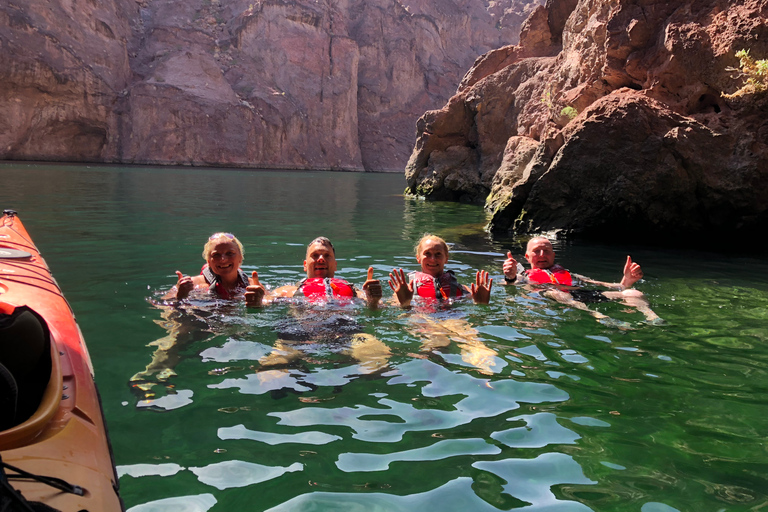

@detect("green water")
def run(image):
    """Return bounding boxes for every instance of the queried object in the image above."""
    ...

[2,162,768,511]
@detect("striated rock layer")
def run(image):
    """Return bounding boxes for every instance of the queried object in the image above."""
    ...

[405,0,768,244]
[0,0,541,171]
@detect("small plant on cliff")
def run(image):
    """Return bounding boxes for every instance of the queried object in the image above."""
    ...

[724,49,768,98]
[560,106,578,120]
[542,86,578,125]
[541,87,557,115]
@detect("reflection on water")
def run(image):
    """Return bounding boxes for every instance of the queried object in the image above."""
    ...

[123,288,580,511]
[3,163,768,512]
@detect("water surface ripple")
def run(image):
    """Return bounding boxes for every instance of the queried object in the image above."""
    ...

[2,163,767,511]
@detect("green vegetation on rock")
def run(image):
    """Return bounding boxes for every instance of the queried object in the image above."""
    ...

[560,106,578,120]
[724,49,768,98]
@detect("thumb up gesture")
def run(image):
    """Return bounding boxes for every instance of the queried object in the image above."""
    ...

[245,271,266,307]
[362,266,382,307]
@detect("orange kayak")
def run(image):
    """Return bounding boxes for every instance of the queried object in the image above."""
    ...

[0,210,123,511]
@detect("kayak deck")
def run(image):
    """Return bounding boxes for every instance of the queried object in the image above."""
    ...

[1,210,123,511]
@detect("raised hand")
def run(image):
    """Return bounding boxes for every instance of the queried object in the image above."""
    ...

[388,268,414,307]
[245,270,266,307]
[502,251,520,282]
[175,270,194,300]
[620,256,644,288]
[470,270,493,304]
[362,266,383,306]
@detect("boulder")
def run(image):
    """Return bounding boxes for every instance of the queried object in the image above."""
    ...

[404,0,768,244]
[491,90,768,243]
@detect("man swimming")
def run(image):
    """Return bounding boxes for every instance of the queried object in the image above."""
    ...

[247,236,390,372]
[502,237,661,326]
[245,236,382,308]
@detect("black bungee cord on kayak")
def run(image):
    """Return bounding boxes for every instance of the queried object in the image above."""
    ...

[0,454,83,512]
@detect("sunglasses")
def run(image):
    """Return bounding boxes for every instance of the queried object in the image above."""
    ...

[209,232,235,241]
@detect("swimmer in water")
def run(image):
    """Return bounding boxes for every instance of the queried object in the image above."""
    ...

[246,236,381,309]
[166,232,266,305]
[387,234,493,308]
[252,237,391,372]
[387,234,500,375]
[134,232,266,398]
[502,236,661,327]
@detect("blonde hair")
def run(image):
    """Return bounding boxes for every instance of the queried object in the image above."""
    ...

[202,232,244,260]
[415,233,449,257]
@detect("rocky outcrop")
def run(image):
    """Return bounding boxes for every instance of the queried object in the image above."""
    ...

[405,0,768,244]
[1,0,542,171]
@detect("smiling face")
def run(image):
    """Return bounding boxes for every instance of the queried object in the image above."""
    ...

[206,241,243,278]
[304,240,337,278]
[525,237,556,270]
[416,236,449,277]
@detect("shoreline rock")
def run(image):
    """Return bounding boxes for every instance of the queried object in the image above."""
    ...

[404,0,768,244]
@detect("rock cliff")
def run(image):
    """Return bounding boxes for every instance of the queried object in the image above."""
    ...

[0,0,540,171]
[405,0,768,244]
[0,0,137,162]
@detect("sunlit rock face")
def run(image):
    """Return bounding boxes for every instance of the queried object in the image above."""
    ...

[0,0,137,162]
[0,0,541,171]
[405,0,768,244]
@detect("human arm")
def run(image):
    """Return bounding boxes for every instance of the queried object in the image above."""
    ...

[360,266,383,309]
[388,268,414,308]
[620,255,643,288]
[245,271,266,307]
[163,271,204,300]
[576,256,644,290]
[470,270,493,304]
[270,284,299,298]
[502,251,522,284]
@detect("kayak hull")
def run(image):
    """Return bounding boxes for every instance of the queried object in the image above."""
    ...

[0,210,123,511]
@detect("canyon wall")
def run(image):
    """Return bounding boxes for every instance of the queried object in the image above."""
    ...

[0,0,540,171]
[0,0,137,162]
[405,0,768,244]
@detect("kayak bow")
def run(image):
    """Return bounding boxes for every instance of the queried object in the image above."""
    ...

[0,210,123,511]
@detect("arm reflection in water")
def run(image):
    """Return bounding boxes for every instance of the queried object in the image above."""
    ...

[406,311,499,376]
[129,304,214,398]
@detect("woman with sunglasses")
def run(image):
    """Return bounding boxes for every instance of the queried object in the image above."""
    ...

[167,232,265,304]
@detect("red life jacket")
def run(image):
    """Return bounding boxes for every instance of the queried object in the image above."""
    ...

[524,265,573,286]
[295,277,356,302]
[410,271,464,300]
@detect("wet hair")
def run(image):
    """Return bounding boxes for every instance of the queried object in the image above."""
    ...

[414,233,449,257]
[202,232,244,260]
[306,236,335,257]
